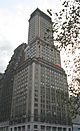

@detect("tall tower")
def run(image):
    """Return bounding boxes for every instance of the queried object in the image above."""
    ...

[0,8,72,131]
[28,8,52,45]
[10,8,72,131]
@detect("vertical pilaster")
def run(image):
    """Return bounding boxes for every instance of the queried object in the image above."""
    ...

[30,123,34,131]
[31,63,35,122]
[56,127,58,131]
[38,64,41,121]
[13,127,14,131]
[25,125,27,131]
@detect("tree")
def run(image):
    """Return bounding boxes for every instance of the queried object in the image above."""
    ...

[46,0,80,118]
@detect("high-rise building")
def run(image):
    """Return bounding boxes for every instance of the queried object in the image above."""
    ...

[0,8,72,131]
[0,43,27,130]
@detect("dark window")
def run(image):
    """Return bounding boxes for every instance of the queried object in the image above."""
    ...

[41,125,45,129]
[58,127,62,131]
[27,125,30,129]
[18,127,21,131]
[34,103,38,107]
[68,128,71,131]
[10,128,12,131]
[46,126,51,130]
[52,127,56,131]
[22,126,25,131]
[34,125,38,128]
[14,127,17,131]
[63,128,66,131]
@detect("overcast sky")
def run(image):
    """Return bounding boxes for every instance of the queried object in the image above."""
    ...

[0,0,62,73]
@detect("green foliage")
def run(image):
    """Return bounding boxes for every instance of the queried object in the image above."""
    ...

[47,0,80,49]
[69,94,80,118]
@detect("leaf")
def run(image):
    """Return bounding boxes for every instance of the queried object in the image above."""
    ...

[47,9,52,16]
[62,9,65,12]
[63,22,67,25]
[58,17,62,19]
[62,1,66,5]
[55,13,58,16]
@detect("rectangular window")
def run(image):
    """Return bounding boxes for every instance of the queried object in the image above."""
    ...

[22,126,25,131]
[18,127,21,131]
[14,127,17,131]
[34,125,38,128]
[52,127,56,131]
[41,125,45,129]
[10,128,12,131]
[34,103,38,107]
[58,127,62,131]
[46,126,51,130]
[63,128,66,131]
[68,128,71,131]
[27,125,30,129]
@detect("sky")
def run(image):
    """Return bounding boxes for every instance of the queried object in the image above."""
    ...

[0,0,62,73]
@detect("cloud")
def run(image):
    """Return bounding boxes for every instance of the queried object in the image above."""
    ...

[0,49,11,73]
[0,6,29,72]
[0,36,13,73]
[0,1,36,73]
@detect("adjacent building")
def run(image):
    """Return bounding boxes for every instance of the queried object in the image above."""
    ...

[72,115,80,131]
[0,43,27,131]
[0,8,72,131]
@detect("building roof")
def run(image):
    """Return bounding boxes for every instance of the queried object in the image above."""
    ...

[29,8,52,22]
